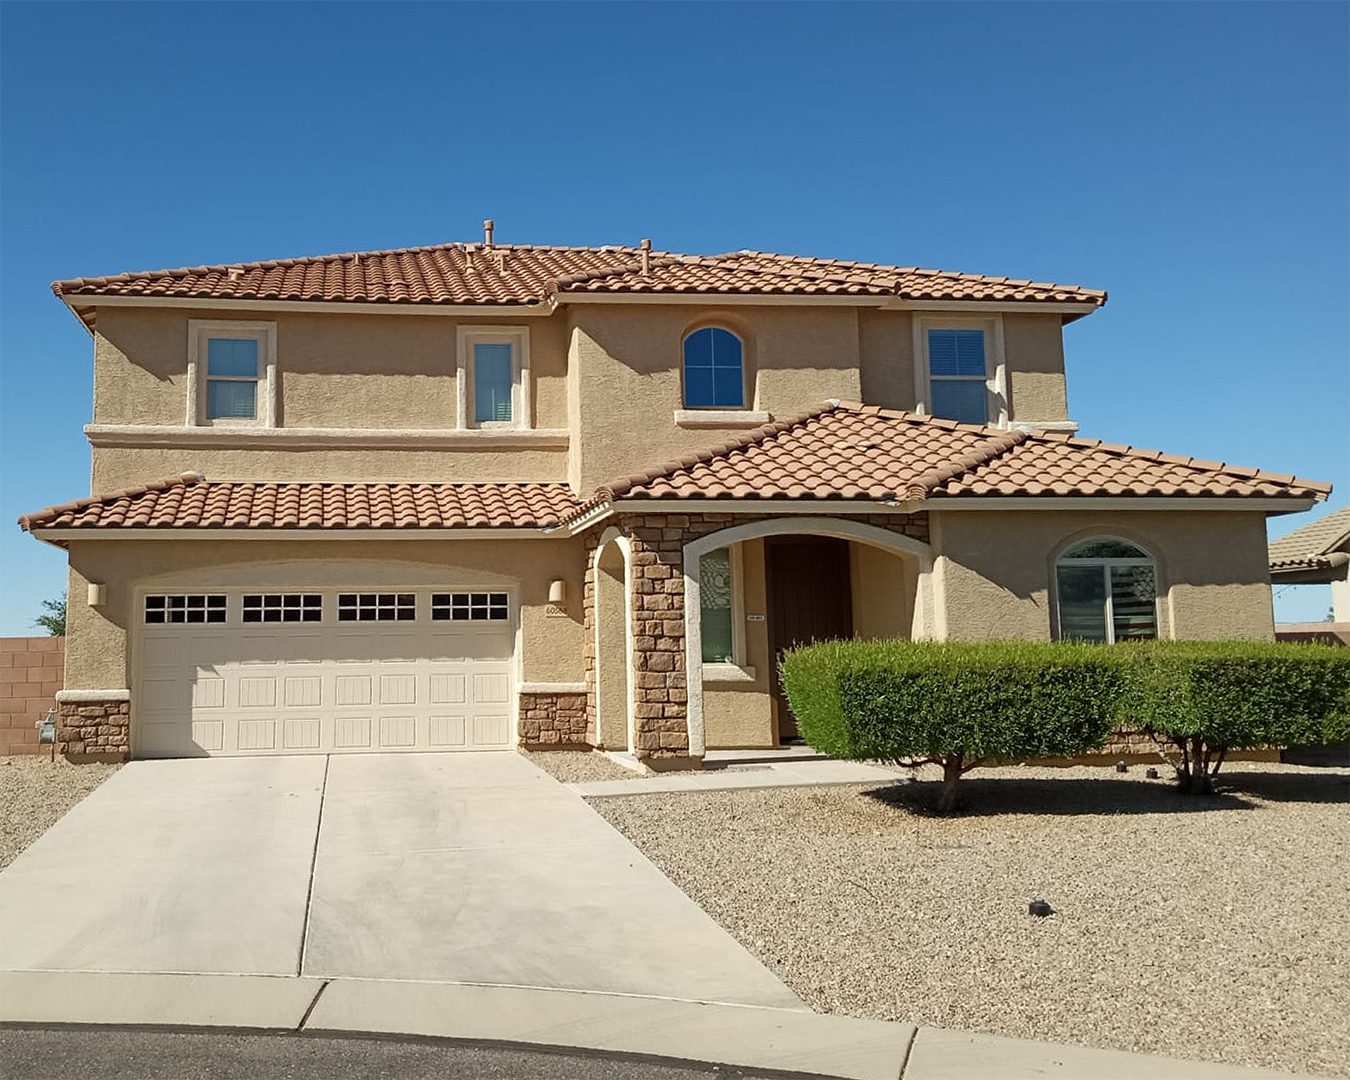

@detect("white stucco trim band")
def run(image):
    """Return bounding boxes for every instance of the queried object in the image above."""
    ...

[55,689,131,703]
[519,682,588,695]
[84,425,570,450]
[682,516,937,758]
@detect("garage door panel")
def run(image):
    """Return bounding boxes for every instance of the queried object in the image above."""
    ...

[237,677,278,709]
[136,588,521,758]
[429,715,467,747]
[283,717,323,750]
[284,676,322,708]
[237,718,277,751]
[334,716,373,750]
[378,716,417,748]
[334,675,373,707]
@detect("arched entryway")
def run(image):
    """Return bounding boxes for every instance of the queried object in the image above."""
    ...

[592,529,635,752]
[683,517,935,756]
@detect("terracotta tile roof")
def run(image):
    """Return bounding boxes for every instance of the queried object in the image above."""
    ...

[581,403,1329,514]
[18,473,581,532]
[52,244,1106,311]
[1269,506,1350,573]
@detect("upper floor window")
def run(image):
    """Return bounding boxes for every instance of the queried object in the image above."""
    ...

[188,320,277,427]
[926,328,989,424]
[683,327,744,409]
[1055,538,1158,643]
[458,327,530,430]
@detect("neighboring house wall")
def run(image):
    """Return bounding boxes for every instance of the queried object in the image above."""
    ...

[61,537,586,692]
[931,509,1276,641]
[1,637,64,756]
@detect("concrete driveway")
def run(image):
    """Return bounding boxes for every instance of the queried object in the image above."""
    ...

[0,753,799,1008]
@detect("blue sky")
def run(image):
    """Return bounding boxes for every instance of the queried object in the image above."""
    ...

[1,2,1346,634]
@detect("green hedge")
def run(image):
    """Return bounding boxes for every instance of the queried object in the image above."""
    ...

[780,638,1350,804]
[780,639,1123,763]
[1123,640,1350,749]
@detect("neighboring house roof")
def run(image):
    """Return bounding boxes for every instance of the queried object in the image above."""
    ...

[17,475,581,533]
[50,243,1107,316]
[581,402,1330,513]
[1269,506,1350,574]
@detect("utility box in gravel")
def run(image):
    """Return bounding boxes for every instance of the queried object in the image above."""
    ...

[0,637,65,757]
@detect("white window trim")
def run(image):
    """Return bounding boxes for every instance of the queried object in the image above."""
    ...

[187,320,277,428]
[912,314,1007,427]
[1054,550,1160,644]
[457,326,531,431]
[673,409,770,429]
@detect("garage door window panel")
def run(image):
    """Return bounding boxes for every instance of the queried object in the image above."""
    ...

[432,592,510,622]
[243,594,323,623]
[337,593,417,622]
[145,594,227,625]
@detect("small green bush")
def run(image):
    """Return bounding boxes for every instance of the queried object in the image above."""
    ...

[1121,641,1350,792]
[780,640,1123,812]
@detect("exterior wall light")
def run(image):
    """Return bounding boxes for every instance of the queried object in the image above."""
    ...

[547,579,566,605]
[87,583,107,607]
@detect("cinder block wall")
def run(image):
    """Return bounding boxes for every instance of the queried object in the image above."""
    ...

[1,637,65,756]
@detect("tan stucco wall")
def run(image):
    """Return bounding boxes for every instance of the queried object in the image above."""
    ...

[89,305,570,489]
[61,537,586,691]
[86,302,1073,496]
[703,539,774,749]
[1003,314,1069,422]
[567,305,865,493]
[932,509,1276,642]
[850,543,915,638]
[91,446,568,491]
[858,310,916,412]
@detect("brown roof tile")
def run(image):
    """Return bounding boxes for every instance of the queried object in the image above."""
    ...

[18,474,581,532]
[581,403,1329,514]
[52,244,1107,311]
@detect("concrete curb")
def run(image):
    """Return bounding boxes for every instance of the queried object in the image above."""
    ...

[0,971,1312,1080]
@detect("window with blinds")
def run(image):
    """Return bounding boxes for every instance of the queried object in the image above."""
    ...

[927,328,988,425]
[1055,538,1158,643]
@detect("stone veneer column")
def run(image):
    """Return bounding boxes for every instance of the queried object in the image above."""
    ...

[627,516,692,762]
[54,690,131,762]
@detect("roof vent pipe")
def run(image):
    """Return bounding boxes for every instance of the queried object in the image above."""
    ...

[639,238,652,276]
[483,219,495,248]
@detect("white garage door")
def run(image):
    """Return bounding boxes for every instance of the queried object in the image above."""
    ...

[135,589,516,758]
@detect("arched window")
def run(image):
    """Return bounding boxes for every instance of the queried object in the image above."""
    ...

[1055,538,1158,643]
[683,327,744,408]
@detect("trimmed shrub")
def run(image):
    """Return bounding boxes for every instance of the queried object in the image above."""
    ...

[780,640,1123,812]
[1121,641,1350,793]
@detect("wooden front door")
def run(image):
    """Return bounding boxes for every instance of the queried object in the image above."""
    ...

[765,536,853,742]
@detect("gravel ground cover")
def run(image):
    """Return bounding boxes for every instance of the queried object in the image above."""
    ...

[525,749,637,784]
[590,762,1350,1077]
[0,756,121,870]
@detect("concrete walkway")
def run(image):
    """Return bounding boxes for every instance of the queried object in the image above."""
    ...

[573,757,904,797]
[0,753,797,1007]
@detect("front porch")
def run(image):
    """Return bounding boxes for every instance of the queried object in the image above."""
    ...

[584,511,933,764]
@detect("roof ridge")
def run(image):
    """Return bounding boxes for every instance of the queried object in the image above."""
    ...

[594,402,841,502]
[904,429,1032,499]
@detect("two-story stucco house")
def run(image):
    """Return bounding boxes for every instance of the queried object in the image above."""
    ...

[19,228,1330,765]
